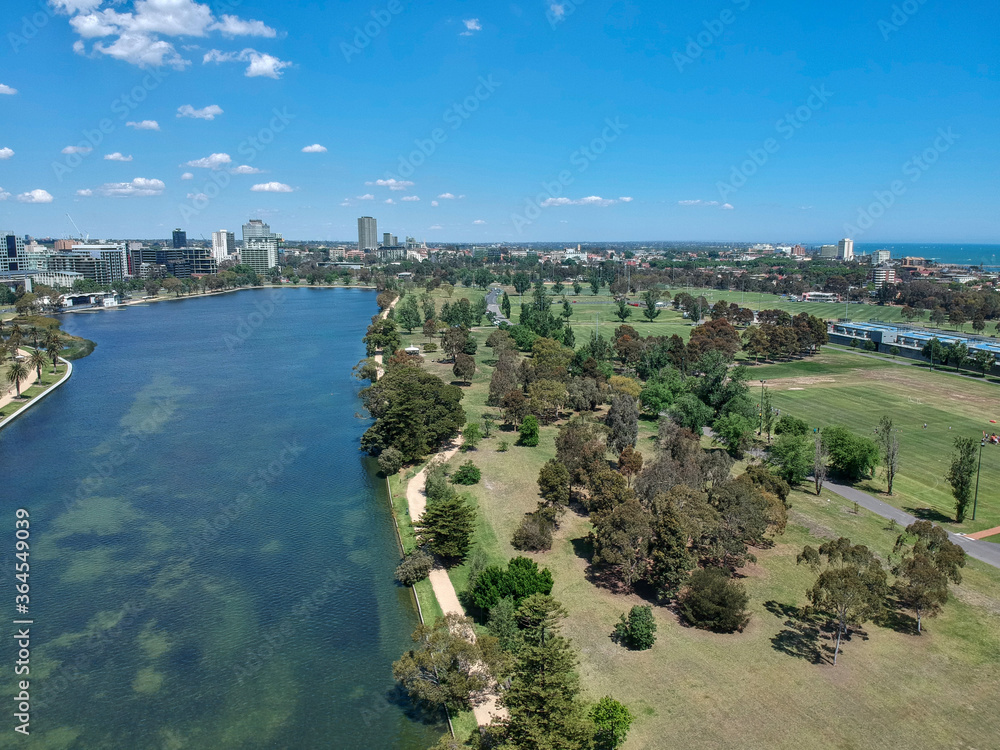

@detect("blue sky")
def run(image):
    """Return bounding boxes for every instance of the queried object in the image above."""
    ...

[0,0,997,243]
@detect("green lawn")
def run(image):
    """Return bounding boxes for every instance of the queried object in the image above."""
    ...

[749,347,1000,532]
[386,327,1000,750]
[0,364,70,419]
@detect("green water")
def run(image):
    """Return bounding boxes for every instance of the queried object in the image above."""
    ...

[0,288,443,749]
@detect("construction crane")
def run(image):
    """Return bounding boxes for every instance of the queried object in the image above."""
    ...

[65,214,88,243]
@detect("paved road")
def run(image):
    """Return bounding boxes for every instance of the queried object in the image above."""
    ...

[700,427,1000,569]
[485,287,510,326]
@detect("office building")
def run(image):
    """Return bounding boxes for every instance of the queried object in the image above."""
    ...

[172,229,187,249]
[1,232,27,274]
[241,219,280,274]
[54,239,75,251]
[212,230,236,261]
[358,217,378,253]
[242,219,272,240]
[819,244,838,258]
[838,238,854,261]
[871,249,891,265]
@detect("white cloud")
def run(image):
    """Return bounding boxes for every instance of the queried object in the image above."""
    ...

[186,192,210,201]
[0,148,13,160]
[429,225,443,230]
[357,193,375,200]
[177,104,224,120]
[721,203,734,210]
[180,172,194,180]
[366,178,414,191]
[619,196,633,202]
[549,3,566,20]
[301,143,327,153]
[126,119,160,130]
[0,188,10,201]
[104,152,133,161]
[209,15,277,38]
[541,196,620,207]
[76,188,93,196]
[230,165,262,174]
[339,200,351,207]
[17,189,54,204]
[203,48,292,79]
[95,177,166,197]
[93,32,189,70]
[401,195,420,202]
[437,192,456,199]
[185,152,232,169]
[384,198,395,204]
[473,219,486,224]
[0,84,17,95]
[250,181,293,192]
[677,199,720,207]
[431,200,439,207]
[461,18,482,35]
[61,145,93,155]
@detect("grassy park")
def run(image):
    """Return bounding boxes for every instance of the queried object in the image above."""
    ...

[384,310,1000,749]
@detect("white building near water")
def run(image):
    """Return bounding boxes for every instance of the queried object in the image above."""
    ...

[211,230,236,261]
[838,238,855,261]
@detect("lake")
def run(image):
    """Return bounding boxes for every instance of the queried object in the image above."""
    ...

[0,288,443,749]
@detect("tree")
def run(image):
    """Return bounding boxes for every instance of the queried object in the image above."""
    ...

[822,426,879,479]
[590,696,634,750]
[363,318,402,357]
[392,613,497,712]
[770,433,813,484]
[162,277,183,297]
[360,366,465,461]
[470,557,555,612]
[452,461,481,485]
[5,359,29,398]
[642,290,661,322]
[606,395,639,456]
[513,271,531,297]
[797,538,889,665]
[679,567,750,633]
[944,341,968,372]
[395,293,422,332]
[462,422,482,450]
[614,299,632,323]
[377,446,404,476]
[442,326,473,361]
[45,333,62,373]
[395,549,433,585]
[814,433,828,495]
[613,605,657,650]
[876,415,900,495]
[776,414,809,437]
[415,491,476,562]
[28,348,47,380]
[518,415,540,447]
[593,498,651,590]
[453,352,477,384]
[669,393,714,434]
[921,337,945,369]
[144,280,161,297]
[760,386,774,442]
[501,291,512,319]
[486,596,523,654]
[537,459,571,508]
[972,349,996,378]
[891,520,966,633]
[617,445,643,488]
[712,412,755,458]
[946,436,977,522]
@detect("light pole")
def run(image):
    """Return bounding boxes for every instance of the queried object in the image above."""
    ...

[973,438,985,521]
[759,379,766,436]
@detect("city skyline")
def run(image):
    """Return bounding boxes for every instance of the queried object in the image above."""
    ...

[0,0,997,243]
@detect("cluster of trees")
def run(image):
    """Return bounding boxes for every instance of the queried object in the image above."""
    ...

[920,337,997,377]
[394,289,488,335]
[896,279,1000,329]
[1,320,63,398]
[797,522,965,663]
[741,310,829,363]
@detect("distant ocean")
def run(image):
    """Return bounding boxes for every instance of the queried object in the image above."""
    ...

[853,243,1000,268]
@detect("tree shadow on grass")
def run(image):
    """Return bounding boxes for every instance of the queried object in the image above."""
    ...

[905,506,954,524]
[570,535,593,562]
[764,600,834,665]
[878,598,920,636]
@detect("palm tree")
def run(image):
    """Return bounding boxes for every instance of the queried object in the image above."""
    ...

[6,360,29,399]
[45,333,62,373]
[28,349,47,381]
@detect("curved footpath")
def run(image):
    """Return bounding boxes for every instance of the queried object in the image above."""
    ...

[0,356,73,432]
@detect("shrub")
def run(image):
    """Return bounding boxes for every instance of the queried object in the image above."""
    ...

[613,605,657,650]
[377,446,404,476]
[518,415,540,447]
[537,459,571,507]
[822,425,879,479]
[679,567,750,633]
[497,440,509,452]
[422,342,438,353]
[470,556,554,612]
[452,461,481,485]
[775,414,809,437]
[511,511,554,552]
[395,549,433,586]
[590,696,634,750]
[462,422,482,450]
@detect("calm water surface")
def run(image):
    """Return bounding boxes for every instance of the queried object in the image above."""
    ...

[0,288,443,749]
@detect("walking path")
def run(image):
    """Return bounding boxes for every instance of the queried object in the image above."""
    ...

[405,442,506,727]
[819,478,1000,569]
[0,349,40,410]
[967,525,1000,541]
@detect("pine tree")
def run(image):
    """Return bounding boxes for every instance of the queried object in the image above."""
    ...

[415,493,476,563]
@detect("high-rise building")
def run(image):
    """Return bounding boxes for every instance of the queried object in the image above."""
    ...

[71,243,129,283]
[873,265,897,286]
[358,217,378,253]
[871,249,891,265]
[1,232,27,274]
[212,230,236,261]
[819,244,838,258]
[172,229,187,249]
[838,238,854,261]
[241,220,280,274]
[242,219,271,240]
